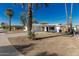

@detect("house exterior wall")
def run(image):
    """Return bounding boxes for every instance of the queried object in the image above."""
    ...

[32,24,56,32]
[24,24,69,33]
[32,26,43,32]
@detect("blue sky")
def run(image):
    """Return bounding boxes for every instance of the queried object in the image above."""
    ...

[0,3,79,25]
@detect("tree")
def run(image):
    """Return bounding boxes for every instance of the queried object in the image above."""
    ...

[27,3,48,39]
[69,3,73,33]
[6,8,13,31]
[32,19,38,24]
[15,3,48,39]
[20,11,27,28]
[27,3,32,37]
[65,3,73,33]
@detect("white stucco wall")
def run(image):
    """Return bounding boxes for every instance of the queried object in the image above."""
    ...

[56,26,60,33]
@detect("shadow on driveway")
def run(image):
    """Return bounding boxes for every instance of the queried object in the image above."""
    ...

[0,43,35,56]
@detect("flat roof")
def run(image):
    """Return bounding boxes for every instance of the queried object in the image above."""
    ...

[33,24,59,26]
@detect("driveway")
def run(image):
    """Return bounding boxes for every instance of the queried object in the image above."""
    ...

[7,32,27,38]
[0,33,23,56]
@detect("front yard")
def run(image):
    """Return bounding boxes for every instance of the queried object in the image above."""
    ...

[8,32,79,56]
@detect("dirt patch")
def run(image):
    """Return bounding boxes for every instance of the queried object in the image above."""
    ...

[8,36,30,45]
[8,32,79,56]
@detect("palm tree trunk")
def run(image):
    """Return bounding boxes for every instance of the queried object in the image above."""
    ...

[69,3,73,33]
[65,3,69,32]
[70,17,72,29]
[9,17,11,31]
[69,16,73,34]
[27,3,32,36]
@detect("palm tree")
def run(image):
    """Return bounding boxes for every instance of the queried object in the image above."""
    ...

[65,3,73,33]
[6,8,13,31]
[69,3,73,32]
[27,3,48,38]
[27,3,32,36]
[65,3,69,27]
[15,3,48,39]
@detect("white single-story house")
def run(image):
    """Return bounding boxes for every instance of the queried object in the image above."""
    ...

[24,24,62,33]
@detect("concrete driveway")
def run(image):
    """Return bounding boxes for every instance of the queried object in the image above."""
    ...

[7,32,27,38]
[0,33,23,56]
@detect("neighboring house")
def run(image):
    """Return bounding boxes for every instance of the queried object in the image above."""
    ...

[0,23,24,30]
[11,25,24,30]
